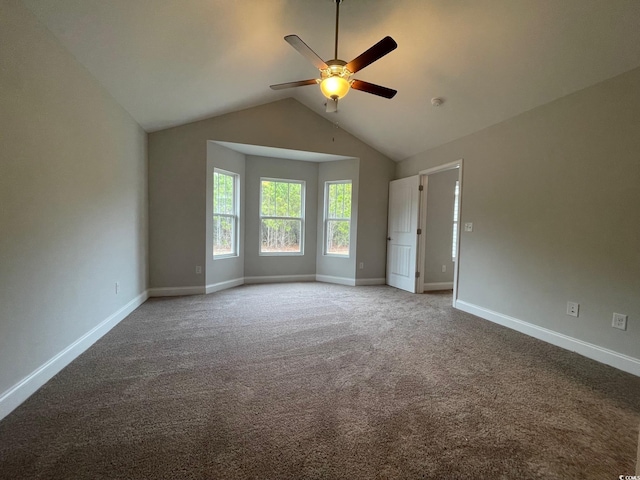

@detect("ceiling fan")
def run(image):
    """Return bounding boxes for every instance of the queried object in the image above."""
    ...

[270,0,398,113]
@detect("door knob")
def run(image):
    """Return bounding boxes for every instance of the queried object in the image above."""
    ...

[387,237,391,241]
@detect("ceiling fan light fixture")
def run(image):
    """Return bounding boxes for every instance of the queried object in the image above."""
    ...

[320,75,351,100]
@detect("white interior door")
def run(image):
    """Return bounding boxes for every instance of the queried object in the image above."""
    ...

[386,175,420,292]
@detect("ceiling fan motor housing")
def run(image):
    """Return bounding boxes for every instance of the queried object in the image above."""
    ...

[322,60,352,80]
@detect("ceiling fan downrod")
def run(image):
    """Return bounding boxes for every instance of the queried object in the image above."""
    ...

[334,0,342,60]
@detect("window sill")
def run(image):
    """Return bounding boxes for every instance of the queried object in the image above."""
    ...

[214,254,239,260]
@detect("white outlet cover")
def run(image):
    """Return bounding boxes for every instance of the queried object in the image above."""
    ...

[566,302,579,317]
[464,222,473,232]
[612,313,627,330]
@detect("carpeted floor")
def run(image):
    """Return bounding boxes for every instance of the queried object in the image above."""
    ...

[1,283,639,479]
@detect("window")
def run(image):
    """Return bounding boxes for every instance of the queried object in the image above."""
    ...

[452,180,460,261]
[260,178,305,255]
[213,169,239,257]
[324,181,352,256]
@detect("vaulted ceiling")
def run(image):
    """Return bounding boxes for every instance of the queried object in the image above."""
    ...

[21,0,640,161]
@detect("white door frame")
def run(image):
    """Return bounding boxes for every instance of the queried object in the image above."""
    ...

[418,159,464,307]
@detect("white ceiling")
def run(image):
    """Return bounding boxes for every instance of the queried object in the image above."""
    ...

[21,0,640,161]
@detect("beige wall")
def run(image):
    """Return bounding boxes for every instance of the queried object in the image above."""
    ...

[0,1,148,397]
[206,149,360,284]
[206,143,246,287]
[149,98,394,289]
[356,150,395,281]
[317,159,360,280]
[424,169,458,285]
[397,67,640,360]
[244,156,318,279]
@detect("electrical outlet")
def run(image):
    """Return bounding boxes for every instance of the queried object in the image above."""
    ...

[195,265,202,274]
[441,265,446,273]
[612,313,627,331]
[464,222,473,232]
[115,282,120,295]
[359,262,364,270]
[566,301,579,317]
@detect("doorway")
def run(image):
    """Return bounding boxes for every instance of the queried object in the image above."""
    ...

[417,160,463,306]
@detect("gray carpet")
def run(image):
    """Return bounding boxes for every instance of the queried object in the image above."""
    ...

[1,283,639,479]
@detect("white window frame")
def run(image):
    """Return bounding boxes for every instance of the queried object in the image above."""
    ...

[259,177,305,256]
[323,180,352,257]
[452,180,460,261]
[213,168,239,259]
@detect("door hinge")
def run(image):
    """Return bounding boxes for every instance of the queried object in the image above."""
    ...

[418,185,424,191]
[415,271,420,278]
[417,228,422,235]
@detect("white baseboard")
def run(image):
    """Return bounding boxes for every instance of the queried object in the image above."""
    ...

[206,278,244,294]
[316,275,356,286]
[423,282,454,292]
[355,277,386,286]
[244,274,316,284]
[148,285,205,297]
[153,275,378,293]
[0,291,149,421]
[456,300,640,377]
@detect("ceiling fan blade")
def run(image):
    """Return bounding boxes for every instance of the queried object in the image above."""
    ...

[285,35,328,70]
[270,79,319,90]
[345,36,397,74]
[326,98,338,113]
[351,79,397,99]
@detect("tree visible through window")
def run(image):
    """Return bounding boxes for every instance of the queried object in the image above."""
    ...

[213,170,238,257]
[260,179,304,254]
[325,181,352,256]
